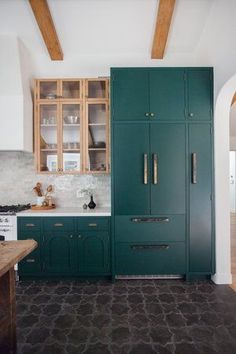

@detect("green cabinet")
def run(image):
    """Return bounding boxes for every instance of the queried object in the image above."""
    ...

[78,231,110,274]
[44,232,76,274]
[187,69,213,121]
[111,68,213,122]
[189,124,213,273]
[17,216,110,278]
[113,123,150,214]
[111,67,214,279]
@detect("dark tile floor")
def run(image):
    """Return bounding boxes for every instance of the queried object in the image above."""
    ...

[14,280,236,354]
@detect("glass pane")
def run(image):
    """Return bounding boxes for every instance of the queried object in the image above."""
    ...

[62,104,81,172]
[40,105,58,172]
[88,80,106,98]
[88,125,106,149]
[88,103,106,124]
[62,81,80,99]
[40,81,57,99]
[88,150,106,172]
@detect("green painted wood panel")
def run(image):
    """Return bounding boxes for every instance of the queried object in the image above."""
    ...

[149,69,185,120]
[17,231,42,275]
[113,123,150,214]
[44,232,76,274]
[78,231,110,273]
[43,217,74,231]
[111,69,149,121]
[150,123,186,214]
[115,215,185,242]
[115,242,186,275]
[187,69,213,121]
[77,217,109,231]
[189,124,213,273]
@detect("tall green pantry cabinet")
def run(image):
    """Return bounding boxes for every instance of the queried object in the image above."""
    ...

[111,67,214,280]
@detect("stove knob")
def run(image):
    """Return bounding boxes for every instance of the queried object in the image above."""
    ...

[0,218,2,223]
[4,218,8,223]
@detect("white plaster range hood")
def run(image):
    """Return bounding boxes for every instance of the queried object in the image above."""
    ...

[0,36,32,152]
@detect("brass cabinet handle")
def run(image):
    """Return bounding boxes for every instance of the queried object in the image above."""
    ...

[54,223,63,227]
[131,217,169,223]
[153,153,158,184]
[145,113,149,117]
[191,152,197,184]
[131,245,170,251]
[88,223,97,227]
[150,113,155,117]
[26,223,35,227]
[143,154,148,184]
[26,258,35,263]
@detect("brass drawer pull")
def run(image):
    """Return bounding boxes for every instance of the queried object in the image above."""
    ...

[54,223,63,227]
[26,259,35,263]
[143,154,148,184]
[191,152,197,184]
[131,217,169,223]
[153,153,158,184]
[131,245,170,251]
[88,223,97,227]
[26,223,35,227]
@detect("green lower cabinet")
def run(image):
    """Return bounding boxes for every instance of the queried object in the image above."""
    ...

[44,232,77,275]
[78,231,110,274]
[115,242,186,275]
[17,232,42,275]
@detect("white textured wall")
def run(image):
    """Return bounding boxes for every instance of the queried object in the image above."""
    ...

[0,152,110,207]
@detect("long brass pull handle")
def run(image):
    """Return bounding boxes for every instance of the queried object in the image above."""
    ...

[26,258,35,263]
[54,223,63,227]
[131,217,169,223]
[131,245,170,251]
[192,153,197,184]
[144,154,148,184]
[153,153,158,184]
[88,223,97,227]
[26,224,35,227]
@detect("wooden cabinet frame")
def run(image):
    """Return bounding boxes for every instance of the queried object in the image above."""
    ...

[34,78,110,174]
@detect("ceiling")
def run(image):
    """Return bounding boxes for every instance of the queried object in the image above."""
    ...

[0,0,214,59]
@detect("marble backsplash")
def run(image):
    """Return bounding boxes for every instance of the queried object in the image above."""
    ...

[0,152,111,208]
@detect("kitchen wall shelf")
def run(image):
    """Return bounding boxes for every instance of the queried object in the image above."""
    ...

[34,78,110,174]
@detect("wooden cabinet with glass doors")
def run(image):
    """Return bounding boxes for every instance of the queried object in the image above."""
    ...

[34,79,109,174]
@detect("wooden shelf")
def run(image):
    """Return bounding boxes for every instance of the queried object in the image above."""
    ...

[63,124,80,127]
[88,123,106,126]
[89,148,106,151]
[41,124,57,127]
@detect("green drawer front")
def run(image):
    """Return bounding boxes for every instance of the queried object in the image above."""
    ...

[17,233,41,274]
[43,217,74,231]
[77,217,109,231]
[115,215,185,242]
[18,217,41,231]
[115,242,186,275]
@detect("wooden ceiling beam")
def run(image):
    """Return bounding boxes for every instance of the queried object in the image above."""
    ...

[231,93,236,106]
[151,0,176,59]
[29,0,63,60]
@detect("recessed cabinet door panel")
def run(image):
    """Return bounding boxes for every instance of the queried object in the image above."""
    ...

[78,231,110,273]
[113,124,150,215]
[44,233,76,274]
[111,69,149,121]
[150,124,186,214]
[150,69,185,121]
[189,124,213,273]
[187,69,213,121]
[18,232,41,274]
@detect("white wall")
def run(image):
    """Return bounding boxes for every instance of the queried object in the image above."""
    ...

[229,152,235,212]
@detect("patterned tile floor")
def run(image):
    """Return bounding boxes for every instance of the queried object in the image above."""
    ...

[14,280,236,354]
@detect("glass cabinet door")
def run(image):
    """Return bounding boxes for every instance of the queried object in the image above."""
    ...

[61,103,82,172]
[86,102,109,173]
[86,79,108,99]
[39,80,59,100]
[38,104,59,172]
[61,80,82,100]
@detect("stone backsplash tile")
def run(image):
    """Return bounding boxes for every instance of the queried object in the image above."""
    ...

[0,152,111,207]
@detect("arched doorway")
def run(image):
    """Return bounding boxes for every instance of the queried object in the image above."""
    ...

[213,74,236,284]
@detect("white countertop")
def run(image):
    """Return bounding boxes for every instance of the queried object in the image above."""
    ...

[16,207,111,217]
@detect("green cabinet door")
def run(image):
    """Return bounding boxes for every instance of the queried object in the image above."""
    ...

[189,124,213,273]
[18,232,42,275]
[44,232,76,274]
[113,123,150,214]
[150,123,186,214]
[78,231,110,274]
[111,69,149,121]
[187,69,213,121]
[149,69,185,121]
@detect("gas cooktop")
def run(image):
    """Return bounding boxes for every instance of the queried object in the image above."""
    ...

[0,204,31,215]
